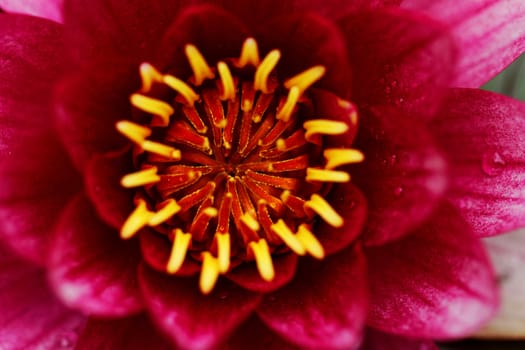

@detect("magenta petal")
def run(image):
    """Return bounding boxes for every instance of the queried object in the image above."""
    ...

[339,8,456,118]
[226,253,298,293]
[49,195,143,317]
[54,62,139,171]
[0,0,63,22]
[0,14,80,265]
[0,243,86,349]
[353,107,447,245]
[359,328,437,350]
[257,246,368,349]
[77,314,173,350]
[431,89,525,237]
[403,0,525,87]
[139,263,261,349]
[366,204,499,339]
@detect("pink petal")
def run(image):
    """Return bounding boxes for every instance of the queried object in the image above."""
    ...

[359,328,437,350]
[366,204,499,339]
[430,89,525,237]
[226,253,298,293]
[77,314,173,350]
[339,7,456,119]
[0,243,86,349]
[402,0,525,87]
[139,263,262,349]
[352,107,447,245]
[0,14,80,265]
[54,62,139,171]
[0,0,63,22]
[257,246,368,349]
[49,195,144,317]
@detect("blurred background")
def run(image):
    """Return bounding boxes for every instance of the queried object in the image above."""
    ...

[440,54,525,350]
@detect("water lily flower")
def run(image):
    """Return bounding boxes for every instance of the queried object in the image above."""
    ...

[0,0,524,349]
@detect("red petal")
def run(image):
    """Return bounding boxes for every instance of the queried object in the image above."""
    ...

[366,204,499,339]
[64,0,188,64]
[257,246,368,349]
[54,62,139,171]
[359,328,437,350]
[256,13,351,97]
[0,0,63,22]
[339,8,456,119]
[431,89,525,237]
[49,195,144,317]
[226,253,298,293]
[0,243,86,349]
[139,263,261,349]
[403,0,525,87]
[77,314,173,350]
[353,107,447,245]
[0,14,80,265]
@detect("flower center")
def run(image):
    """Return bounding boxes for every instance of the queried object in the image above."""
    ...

[116,38,363,294]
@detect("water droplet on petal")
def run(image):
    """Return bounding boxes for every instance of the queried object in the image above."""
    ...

[393,186,404,197]
[217,290,229,300]
[481,151,506,176]
[388,154,398,166]
[55,331,78,349]
[384,86,391,94]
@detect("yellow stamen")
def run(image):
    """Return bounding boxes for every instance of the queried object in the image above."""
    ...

[149,199,181,226]
[304,194,344,228]
[163,75,200,106]
[141,140,181,160]
[303,119,349,141]
[236,37,260,67]
[185,44,215,86]
[139,62,163,92]
[120,199,153,239]
[130,94,174,123]
[241,213,260,232]
[270,219,305,255]
[200,252,220,294]
[121,167,160,188]
[216,233,231,273]
[116,120,152,144]
[166,229,192,274]
[284,65,326,95]
[276,86,300,122]
[203,207,219,218]
[324,149,365,169]
[217,61,236,101]
[248,239,275,281]
[296,225,325,259]
[306,168,350,183]
[254,50,280,93]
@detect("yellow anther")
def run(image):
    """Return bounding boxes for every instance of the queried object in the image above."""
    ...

[216,233,231,273]
[241,213,260,232]
[270,219,305,255]
[149,199,181,226]
[248,239,275,281]
[185,44,215,86]
[141,140,181,160]
[120,200,154,239]
[306,168,350,183]
[303,119,349,141]
[276,86,300,122]
[130,94,174,123]
[200,252,221,294]
[254,50,281,93]
[203,207,219,218]
[116,120,152,144]
[163,75,200,106]
[304,194,344,228]
[121,167,160,188]
[324,149,365,169]
[296,225,325,259]
[284,65,326,95]
[166,229,192,274]
[236,37,260,67]
[217,61,236,101]
[139,62,164,92]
